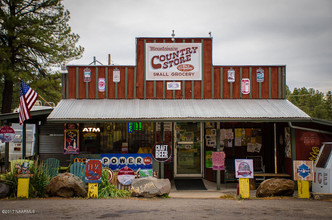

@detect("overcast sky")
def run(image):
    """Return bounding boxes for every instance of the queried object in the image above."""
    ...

[62,0,332,94]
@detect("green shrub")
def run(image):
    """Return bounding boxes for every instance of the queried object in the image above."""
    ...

[98,169,131,198]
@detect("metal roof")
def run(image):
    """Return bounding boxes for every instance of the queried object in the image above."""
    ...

[47,99,311,122]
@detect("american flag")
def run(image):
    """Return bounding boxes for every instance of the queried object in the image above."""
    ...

[19,80,38,125]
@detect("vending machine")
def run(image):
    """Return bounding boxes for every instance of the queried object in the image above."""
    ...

[312,142,332,194]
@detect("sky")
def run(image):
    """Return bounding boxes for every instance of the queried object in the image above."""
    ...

[62,0,332,94]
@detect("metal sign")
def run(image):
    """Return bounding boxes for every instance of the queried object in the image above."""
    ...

[85,159,102,183]
[98,78,105,92]
[241,78,250,94]
[256,68,264,82]
[227,69,235,83]
[0,126,15,143]
[235,159,254,179]
[293,160,314,181]
[152,143,172,162]
[113,69,120,83]
[83,68,91,82]
[117,166,135,185]
[101,153,153,171]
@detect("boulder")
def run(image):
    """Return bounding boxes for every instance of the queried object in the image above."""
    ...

[256,178,294,197]
[46,173,87,198]
[131,177,171,198]
[0,182,11,198]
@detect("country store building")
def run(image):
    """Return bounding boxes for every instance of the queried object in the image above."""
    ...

[32,37,332,184]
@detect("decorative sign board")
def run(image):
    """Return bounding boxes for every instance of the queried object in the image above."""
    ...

[293,160,314,181]
[167,82,181,90]
[98,78,106,92]
[83,68,91,82]
[152,143,172,162]
[117,166,135,185]
[212,152,225,170]
[0,126,15,143]
[241,78,250,94]
[113,69,120,82]
[256,68,264,83]
[227,69,235,83]
[85,159,102,183]
[101,153,153,171]
[145,43,202,81]
[235,159,254,179]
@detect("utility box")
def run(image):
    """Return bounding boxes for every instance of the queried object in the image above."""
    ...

[313,142,332,194]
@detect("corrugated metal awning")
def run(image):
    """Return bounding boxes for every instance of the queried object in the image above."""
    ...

[47,99,311,122]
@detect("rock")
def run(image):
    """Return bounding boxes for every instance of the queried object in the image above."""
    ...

[0,182,11,198]
[131,177,171,198]
[256,178,294,197]
[46,173,87,198]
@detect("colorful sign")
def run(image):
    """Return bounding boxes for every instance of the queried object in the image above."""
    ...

[83,68,91,82]
[64,124,79,155]
[152,143,172,162]
[167,82,181,90]
[117,166,135,185]
[145,43,202,81]
[205,151,213,168]
[113,69,120,82]
[0,126,15,143]
[256,68,264,82]
[98,78,106,92]
[227,69,235,82]
[88,183,98,198]
[85,160,103,183]
[101,153,153,171]
[293,160,314,181]
[235,159,254,179]
[241,78,250,94]
[212,152,225,170]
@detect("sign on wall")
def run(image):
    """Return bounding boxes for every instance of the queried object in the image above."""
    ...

[85,159,102,183]
[227,69,235,83]
[212,152,225,170]
[235,159,254,179]
[152,143,172,162]
[101,153,153,171]
[64,123,79,155]
[145,43,202,81]
[98,78,105,92]
[241,78,250,94]
[256,68,264,82]
[84,68,91,82]
[293,160,314,181]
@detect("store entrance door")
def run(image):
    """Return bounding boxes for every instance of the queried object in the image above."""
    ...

[174,122,203,178]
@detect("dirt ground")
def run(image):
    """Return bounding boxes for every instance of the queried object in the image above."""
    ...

[0,197,331,220]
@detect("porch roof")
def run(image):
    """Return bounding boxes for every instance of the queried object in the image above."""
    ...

[47,99,311,123]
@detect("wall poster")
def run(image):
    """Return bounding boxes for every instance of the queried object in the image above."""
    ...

[64,123,79,155]
[145,43,202,81]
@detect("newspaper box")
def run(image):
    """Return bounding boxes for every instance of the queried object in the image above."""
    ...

[312,142,332,194]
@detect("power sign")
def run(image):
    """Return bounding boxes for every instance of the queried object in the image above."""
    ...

[152,143,172,162]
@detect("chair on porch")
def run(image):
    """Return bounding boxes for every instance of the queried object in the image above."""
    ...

[43,158,60,178]
[70,162,86,182]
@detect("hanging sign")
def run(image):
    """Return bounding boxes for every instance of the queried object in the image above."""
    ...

[113,69,120,83]
[212,152,225,170]
[235,159,254,179]
[64,123,79,155]
[152,143,172,162]
[293,160,314,181]
[101,153,153,171]
[85,159,102,183]
[145,43,202,81]
[241,78,250,94]
[227,69,235,82]
[256,68,264,82]
[98,78,106,92]
[117,166,135,185]
[84,68,91,82]
[0,126,15,143]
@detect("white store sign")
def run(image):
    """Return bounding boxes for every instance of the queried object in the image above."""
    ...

[145,43,202,81]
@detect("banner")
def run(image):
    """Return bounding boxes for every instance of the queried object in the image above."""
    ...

[145,43,202,81]
[101,153,153,171]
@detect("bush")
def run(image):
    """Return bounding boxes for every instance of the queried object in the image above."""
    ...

[98,169,131,198]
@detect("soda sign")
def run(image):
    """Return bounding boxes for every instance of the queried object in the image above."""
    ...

[85,159,102,183]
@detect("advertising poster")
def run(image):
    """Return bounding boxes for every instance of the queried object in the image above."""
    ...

[85,159,102,183]
[101,153,153,171]
[145,43,202,81]
[64,123,79,155]
[117,166,135,186]
[113,69,120,82]
[256,68,264,82]
[227,69,235,82]
[241,78,250,94]
[0,126,15,143]
[152,143,172,162]
[235,159,254,179]
[98,78,106,92]
[205,151,213,168]
[212,152,225,170]
[293,160,314,181]
[83,68,91,82]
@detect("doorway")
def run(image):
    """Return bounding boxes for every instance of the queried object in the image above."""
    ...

[174,122,203,178]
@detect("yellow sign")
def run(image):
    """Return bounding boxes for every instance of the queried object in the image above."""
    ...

[298,180,310,199]
[88,183,98,198]
[17,178,30,198]
[239,178,250,199]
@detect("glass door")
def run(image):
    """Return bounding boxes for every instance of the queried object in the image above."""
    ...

[174,122,203,177]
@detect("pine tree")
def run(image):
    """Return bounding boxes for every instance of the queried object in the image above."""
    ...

[0,0,84,113]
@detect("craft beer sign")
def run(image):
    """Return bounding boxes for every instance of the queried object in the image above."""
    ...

[145,43,202,81]
[152,143,172,162]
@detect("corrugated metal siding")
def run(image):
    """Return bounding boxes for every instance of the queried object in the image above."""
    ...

[39,122,63,154]
[47,99,311,121]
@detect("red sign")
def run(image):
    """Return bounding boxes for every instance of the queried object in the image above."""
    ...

[117,166,135,185]
[0,126,15,143]
[85,160,102,183]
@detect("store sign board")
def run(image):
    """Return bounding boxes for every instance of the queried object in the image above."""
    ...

[235,159,254,179]
[293,160,313,181]
[152,143,172,162]
[85,159,102,183]
[0,126,15,143]
[145,43,202,81]
[101,153,153,171]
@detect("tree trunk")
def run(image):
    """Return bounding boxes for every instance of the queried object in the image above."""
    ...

[1,78,14,114]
